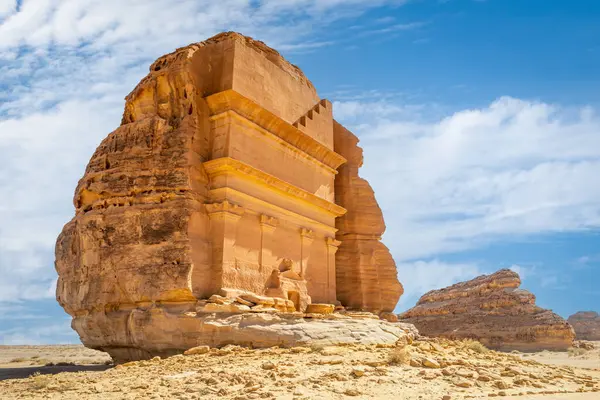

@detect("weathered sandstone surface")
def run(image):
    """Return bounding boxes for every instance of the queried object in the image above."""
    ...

[400,269,575,351]
[76,311,416,363]
[55,32,402,361]
[334,122,404,312]
[568,311,600,340]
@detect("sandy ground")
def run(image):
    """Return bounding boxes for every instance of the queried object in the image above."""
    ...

[0,340,599,399]
[523,344,600,370]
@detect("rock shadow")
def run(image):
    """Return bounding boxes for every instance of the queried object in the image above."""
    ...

[0,364,112,381]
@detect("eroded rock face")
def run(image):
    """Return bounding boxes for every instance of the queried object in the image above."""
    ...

[334,122,404,312]
[399,269,575,351]
[78,312,413,363]
[568,311,600,340]
[55,32,402,361]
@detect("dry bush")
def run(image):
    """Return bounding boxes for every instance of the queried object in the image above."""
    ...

[29,372,51,390]
[568,347,587,357]
[57,381,77,392]
[463,339,489,354]
[310,343,325,353]
[388,347,411,365]
[44,361,76,367]
[9,357,27,363]
[31,358,52,366]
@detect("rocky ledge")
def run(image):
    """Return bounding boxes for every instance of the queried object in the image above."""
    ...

[568,311,600,341]
[399,269,575,351]
[73,304,417,363]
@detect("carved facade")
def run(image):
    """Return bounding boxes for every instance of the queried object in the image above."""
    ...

[55,32,403,360]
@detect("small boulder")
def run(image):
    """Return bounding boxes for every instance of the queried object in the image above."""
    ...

[235,296,255,307]
[410,358,423,367]
[422,357,441,369]
[184,345,210,355]
[380,312,398,322]
[240,294,275,307]
[201,302,250,313]
[261,361,276,370]
[306,304,335,314]
[351,368,365,378]
[454,379,472,388]
[208,294,230,304]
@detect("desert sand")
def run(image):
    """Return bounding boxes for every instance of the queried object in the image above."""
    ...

[1,340,598,399]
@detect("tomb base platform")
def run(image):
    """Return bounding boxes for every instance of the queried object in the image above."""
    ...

[72,305,417,363]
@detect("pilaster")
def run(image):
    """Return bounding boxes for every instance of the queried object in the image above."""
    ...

[205,201,244,293]
[326,237,342,304]
[300,228,314,278]
[259,214,279,272]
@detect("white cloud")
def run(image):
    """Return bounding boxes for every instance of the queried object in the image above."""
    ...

[0,99,122,303]
[0,320,78,345]
[508,264,535,280]
[358,21,427,36]
[334,96,600,261]
[0,0,16,19]
[332,94,600,310]
[396,259,482,311]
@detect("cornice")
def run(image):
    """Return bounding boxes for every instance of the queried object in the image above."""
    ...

[203,157,347,217]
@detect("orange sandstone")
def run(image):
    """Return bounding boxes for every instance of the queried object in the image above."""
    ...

[568,311,600,340]
[400,269,574,351]
[55,32,403,361]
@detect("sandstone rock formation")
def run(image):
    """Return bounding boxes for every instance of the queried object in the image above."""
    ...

[400,269,575,351]
[334,122,404,312]
[55,32,403,361]
[76,312,415,362]
[568,311,600,340]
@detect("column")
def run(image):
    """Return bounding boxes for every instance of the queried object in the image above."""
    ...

[326,237,342,304]
[300,228,314,278]
[259,214,278,273]
[205,200,244,293]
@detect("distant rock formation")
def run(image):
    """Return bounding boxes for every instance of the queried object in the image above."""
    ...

[568,311,600,340]
[54,32,403,362]
[399,269,575,351]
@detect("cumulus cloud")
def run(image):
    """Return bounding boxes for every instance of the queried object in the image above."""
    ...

[0,0,16,19]
[334,96,600,262]
[396,259,482,311]
[0,98,121,304]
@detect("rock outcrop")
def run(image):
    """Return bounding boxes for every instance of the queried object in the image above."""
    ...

[334,122,404,312]
[77,311,415,363]
[400,269,575,351]
[55,32,402,361]
[568,311,600,340]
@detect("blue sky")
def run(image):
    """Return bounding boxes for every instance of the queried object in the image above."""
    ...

[0,0,599,344]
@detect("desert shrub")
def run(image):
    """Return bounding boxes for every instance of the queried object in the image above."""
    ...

[568,347,587,357]
[388,347,411,365]
[45,361,76,367]
[9,357,27,363]
[57,381,77,392]
[310,343,325,353]
[29,372,50,390]
[463,339,489,354]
